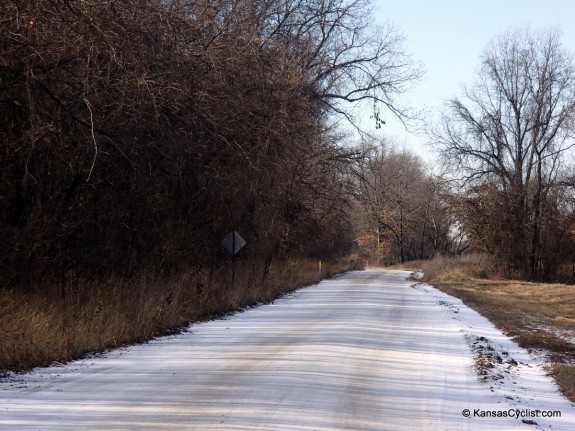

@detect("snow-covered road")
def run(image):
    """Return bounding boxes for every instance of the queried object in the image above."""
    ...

[1,270,574,430]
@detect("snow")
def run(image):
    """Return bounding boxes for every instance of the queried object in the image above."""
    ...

[1,269,574,430]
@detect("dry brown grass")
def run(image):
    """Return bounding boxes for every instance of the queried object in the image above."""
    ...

[422,254,575,403]
[385,259,427,272]
[550,364,575,402]
[420,253,496,282]
[0,257,359,374]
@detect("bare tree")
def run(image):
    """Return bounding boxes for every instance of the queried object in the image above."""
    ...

[433,28,575,279]
[255,0,423,126]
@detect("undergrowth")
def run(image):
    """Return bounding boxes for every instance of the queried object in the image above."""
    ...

[0,257,359,373]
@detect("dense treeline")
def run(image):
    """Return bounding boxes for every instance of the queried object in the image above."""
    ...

[0,0,418,292]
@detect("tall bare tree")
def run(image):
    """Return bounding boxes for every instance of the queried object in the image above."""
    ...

[433,28,575,279]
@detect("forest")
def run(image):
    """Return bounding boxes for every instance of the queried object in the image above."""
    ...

[2,0,575,370]
[0,0,421,370]
[0,0,428,288]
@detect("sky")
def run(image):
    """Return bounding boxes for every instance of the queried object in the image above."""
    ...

[360,0,575,161]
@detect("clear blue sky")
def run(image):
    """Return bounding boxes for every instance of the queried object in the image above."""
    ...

[361,0,575,160]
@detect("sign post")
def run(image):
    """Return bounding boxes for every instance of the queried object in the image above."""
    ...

[221,231,247,288]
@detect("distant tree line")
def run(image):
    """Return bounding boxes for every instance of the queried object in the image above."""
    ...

[352,141,467,265]
[0,0,420,291]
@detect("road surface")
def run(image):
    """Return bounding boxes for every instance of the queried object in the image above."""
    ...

[1,270,574,430]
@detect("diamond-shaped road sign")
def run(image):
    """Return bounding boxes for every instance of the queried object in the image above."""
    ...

[222,231,246,256]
